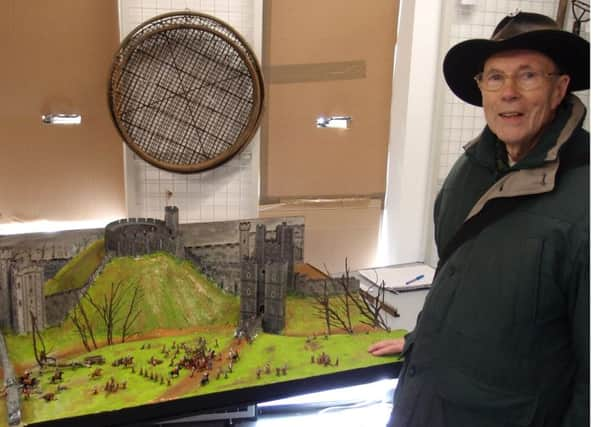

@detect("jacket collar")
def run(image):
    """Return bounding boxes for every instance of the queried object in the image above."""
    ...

[463,94,586,222]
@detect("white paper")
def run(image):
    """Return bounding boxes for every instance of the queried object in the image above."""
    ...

[359,263,435,291]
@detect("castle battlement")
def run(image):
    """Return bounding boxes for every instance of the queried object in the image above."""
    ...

[0,248,13,260]
[104,207,181,258]
[106,217,167,230]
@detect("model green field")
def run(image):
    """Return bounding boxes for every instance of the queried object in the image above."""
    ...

[3,252,403,426]
[0,401,6,427]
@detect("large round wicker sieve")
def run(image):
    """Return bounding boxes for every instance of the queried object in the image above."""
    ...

[109,12,264,173]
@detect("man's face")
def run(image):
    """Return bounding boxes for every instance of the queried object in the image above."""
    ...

[480,50,570,160]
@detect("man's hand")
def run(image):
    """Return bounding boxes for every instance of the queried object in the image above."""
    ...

[368,338,405,356]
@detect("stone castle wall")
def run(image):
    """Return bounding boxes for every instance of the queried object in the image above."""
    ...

[186,244,241,293]
[292,275,360,296]
[43,259,70,282]
[188,243,240,264]
[45,289,80,326]
[197,262,241,294]
[105,218,176,257]
[44,254,110,328]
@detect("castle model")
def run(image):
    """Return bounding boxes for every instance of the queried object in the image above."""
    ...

[0,207,305,335]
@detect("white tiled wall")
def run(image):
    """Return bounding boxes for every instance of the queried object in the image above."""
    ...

[118,0,262,223]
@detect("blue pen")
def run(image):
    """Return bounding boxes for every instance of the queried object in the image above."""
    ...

[405,274,424,285]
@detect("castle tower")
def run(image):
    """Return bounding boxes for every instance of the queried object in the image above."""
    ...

[165,206,184,257]
[239,260,258,323]
[11,265,45,334]
[255,224,266,309]
[165,206,179,235]
[0,257,12,330]
[263,261,287,333]
[239,222,251,259]
[277,223,295,292]
[255,224,266,265]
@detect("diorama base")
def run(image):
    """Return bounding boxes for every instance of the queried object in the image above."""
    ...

[156,404,257,426]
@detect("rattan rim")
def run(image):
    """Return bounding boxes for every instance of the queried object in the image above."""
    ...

[109,12,265,173]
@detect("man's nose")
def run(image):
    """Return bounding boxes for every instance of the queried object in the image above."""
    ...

[499,76,521,99]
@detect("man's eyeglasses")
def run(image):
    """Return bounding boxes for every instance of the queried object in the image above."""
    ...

[474,70,562,92]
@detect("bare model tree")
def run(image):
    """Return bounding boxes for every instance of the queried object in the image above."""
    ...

[84,281,127,345]
[120,282,144,343]
[81,280,143,346]
[77,298,98,349]
[30,311,56,368]
[326,296,355,334]
[312,280,332,335]
[336,260,391,332]
[69,308,91,352]
[320,259,391,334]
[312,260,355,335]
[69,297,99,352]
[355,279,391,332]
[323,260,355,334]
[30,311,46,368]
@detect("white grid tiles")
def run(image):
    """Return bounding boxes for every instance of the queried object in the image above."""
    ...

[119,0,261,223]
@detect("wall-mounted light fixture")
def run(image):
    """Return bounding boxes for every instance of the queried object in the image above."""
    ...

[42,114,82,125]
[316,115,351,129]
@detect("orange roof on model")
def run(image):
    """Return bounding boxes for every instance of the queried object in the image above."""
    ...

[294,263,330,280]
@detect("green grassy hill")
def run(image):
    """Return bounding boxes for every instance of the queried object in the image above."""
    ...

[81,252,240,335]
[6,252,239,366]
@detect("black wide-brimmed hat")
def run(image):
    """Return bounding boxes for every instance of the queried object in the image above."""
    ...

[443,11,590,106]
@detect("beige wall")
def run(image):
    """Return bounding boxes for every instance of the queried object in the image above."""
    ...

[261,0,399,203]
[0,1,126,224]
[0,1,391,272]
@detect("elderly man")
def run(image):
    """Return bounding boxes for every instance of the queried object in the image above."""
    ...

[369,11,589,427]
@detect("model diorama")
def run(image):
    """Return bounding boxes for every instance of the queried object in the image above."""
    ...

[0,207,399,426]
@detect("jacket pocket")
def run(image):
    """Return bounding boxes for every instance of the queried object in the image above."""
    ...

[444,236,542,348]
[435,367,538,427]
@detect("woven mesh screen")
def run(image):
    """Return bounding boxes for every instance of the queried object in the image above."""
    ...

[109,12,264,172]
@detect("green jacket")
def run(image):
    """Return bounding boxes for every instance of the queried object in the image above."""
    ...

[388,95,589,427]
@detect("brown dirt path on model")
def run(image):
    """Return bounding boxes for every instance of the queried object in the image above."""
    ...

[152,326,378,402]
[11,326,224,374]
[154,337,248,402]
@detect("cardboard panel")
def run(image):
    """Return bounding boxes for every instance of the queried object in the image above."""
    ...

[0,0,125,224]
[259,199,382,273]
[261,0,398,202]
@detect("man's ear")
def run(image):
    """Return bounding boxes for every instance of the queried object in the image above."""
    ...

[552,74,571,108]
